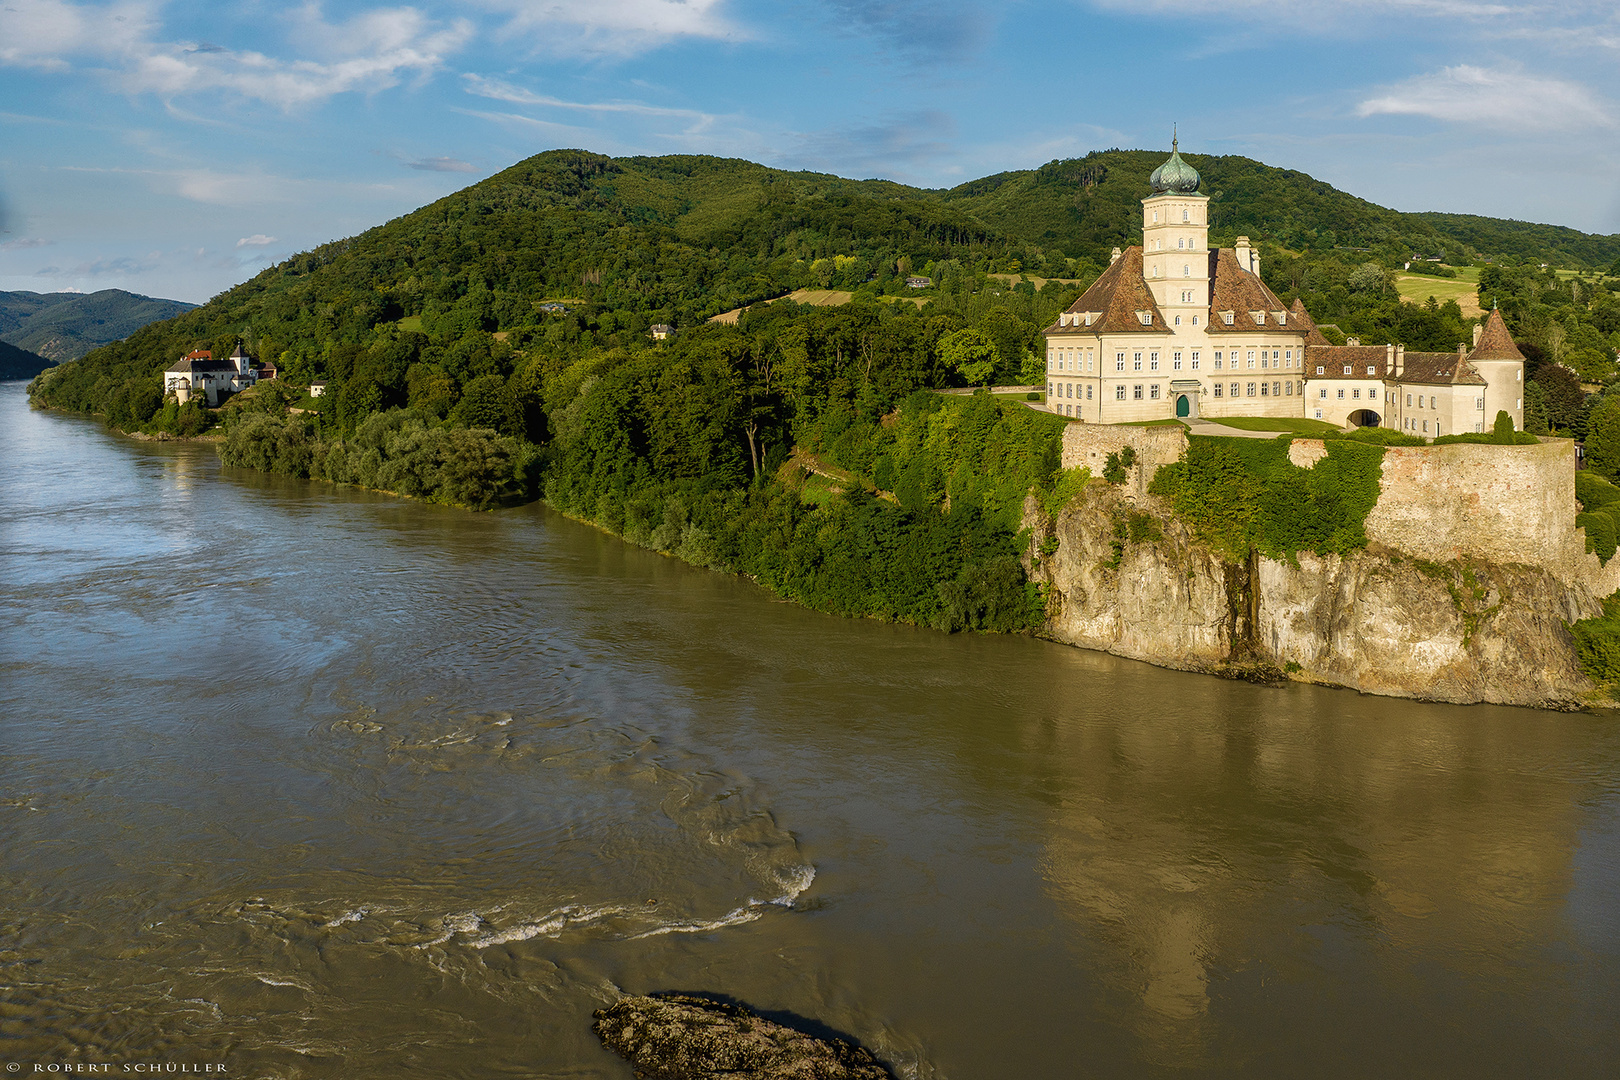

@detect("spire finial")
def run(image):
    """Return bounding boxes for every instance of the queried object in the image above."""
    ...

[1172,123,1178,152]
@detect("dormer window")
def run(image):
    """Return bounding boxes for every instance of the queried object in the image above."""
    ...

[1316,365,1325,375]
[1222,312,1234,325]
[1343,365,1352,375]
[1277,313,1286,326]
[1253,312,1266,325]
[1367,366,1376,375]
[1139,312,1153,326]
[1084,313,1093,326]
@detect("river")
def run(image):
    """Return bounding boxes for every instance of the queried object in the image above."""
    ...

[3,380,1618,1078]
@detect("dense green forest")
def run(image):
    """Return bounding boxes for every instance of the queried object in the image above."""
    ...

[26,146,1620,636]
[0,339,53,380]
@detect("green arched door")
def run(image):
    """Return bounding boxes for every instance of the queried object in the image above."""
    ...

[1176,395,1190,418]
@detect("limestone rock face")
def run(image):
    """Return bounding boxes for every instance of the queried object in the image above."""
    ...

[1027,484,1601,708]
[592,994,892,1080]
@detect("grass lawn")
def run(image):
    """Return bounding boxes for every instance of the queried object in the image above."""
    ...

[1394,265,1481,315]
[396,315,424,332]
[1205,416,1342,434]
[798,472,843,506]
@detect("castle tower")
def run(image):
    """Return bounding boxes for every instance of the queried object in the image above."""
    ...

[1141,132,1210,334]
[1466,306,1526,430]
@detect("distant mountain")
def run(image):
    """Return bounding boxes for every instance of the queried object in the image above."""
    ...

[0,289,197,363]
[0,339,54,380]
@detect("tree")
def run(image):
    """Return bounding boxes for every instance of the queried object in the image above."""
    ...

[1584,394,1620,479]
[1532,364,1586,432]
[1348,262,1389,294]
[940,327,997,387]
[1491,410,1517,442]
[1523,381,1551,435]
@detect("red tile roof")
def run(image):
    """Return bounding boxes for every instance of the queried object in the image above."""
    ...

[1305,345,1391,379]
[1289,299,1334,346]
[1400,351,1485,386]
[1043,247,1165,335]
[1207,249,1289,333]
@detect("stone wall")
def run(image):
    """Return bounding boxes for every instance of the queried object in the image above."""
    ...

[1061,423,1188,501]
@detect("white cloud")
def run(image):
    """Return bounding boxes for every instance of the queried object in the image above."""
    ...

[0,0,154,70]
[0,1,473,110]
[1357,64,1614,132]
[463,74,716,126]
[403,156,477,172]
[235,234,277,247]
[1,237,55,249]
[477,0,743,56]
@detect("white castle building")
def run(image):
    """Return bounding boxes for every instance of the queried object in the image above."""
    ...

[164,345,258,406]
[1041,140,1524,436]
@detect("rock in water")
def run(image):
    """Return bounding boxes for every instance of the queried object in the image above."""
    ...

[592,994,893,1079]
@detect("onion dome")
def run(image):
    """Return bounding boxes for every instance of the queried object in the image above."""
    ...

[1149,132,1200,195]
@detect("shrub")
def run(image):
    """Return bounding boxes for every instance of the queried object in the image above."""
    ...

[1571,590,1620,685]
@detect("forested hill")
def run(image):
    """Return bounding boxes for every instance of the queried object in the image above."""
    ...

[0,289,197,362]
[0,339,52,380]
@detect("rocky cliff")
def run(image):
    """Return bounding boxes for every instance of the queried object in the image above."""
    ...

[1025,480,1605,710]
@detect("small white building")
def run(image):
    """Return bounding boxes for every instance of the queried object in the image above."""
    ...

[164,346,256,406]
[650,324,675,341]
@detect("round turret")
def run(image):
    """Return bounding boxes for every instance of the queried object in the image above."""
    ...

[1149,135,1200,195]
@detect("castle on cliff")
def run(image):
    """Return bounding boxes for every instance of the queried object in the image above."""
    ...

[1041,140,1524,436]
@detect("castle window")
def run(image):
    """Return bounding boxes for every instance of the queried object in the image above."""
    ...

[1273,382,1281,396]
[1116,354,1125,371]
[1285,381,1293,395]
[1133,353,1143,371]
[1320,389,1327,399]
[1087,386,1093,399]
[1048,382,1054,398]
[1150,352,1159,371]
[1353,388,1361,399]
[1315,409,1323,419]
[1475,423,1482,432]
[1150,385,1161,400]
[1337,389,1345,399]
[1153,210,1159,222]
[1191,351,1200,368]
[1183,265,1190,277]
[1230,383,1240,397]
[1116,386,1126,400]
[1247,352,1256,368]
[1192,316,1199,326]
[1182,209,1189,222]
[1178,238,1185,249]
[1261,356,1269,370]
[1261,382,1269,396]
[1286,349,1293,360]
[1175,316,1182,326]
[1213,383,1223,397]
[1430,395,1436,408]
[1247,382,1257,397]
[1423,420,1429,433]
[1174,352,1183,370]
[1406,394,1412,406]
[1476,397,1484,409]
[1134,385,1144,399]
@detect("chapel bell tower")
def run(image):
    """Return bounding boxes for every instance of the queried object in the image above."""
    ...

[1141,131,1210,330]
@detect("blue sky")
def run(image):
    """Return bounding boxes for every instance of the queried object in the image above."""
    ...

[1,0,1617,304]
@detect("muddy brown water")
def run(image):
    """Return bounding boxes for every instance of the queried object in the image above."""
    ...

[3,381,1618,1078]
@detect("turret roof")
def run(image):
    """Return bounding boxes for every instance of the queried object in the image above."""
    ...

[1467,307,1525,362]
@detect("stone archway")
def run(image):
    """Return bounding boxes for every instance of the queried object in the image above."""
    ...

[1348,408,1381,428]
